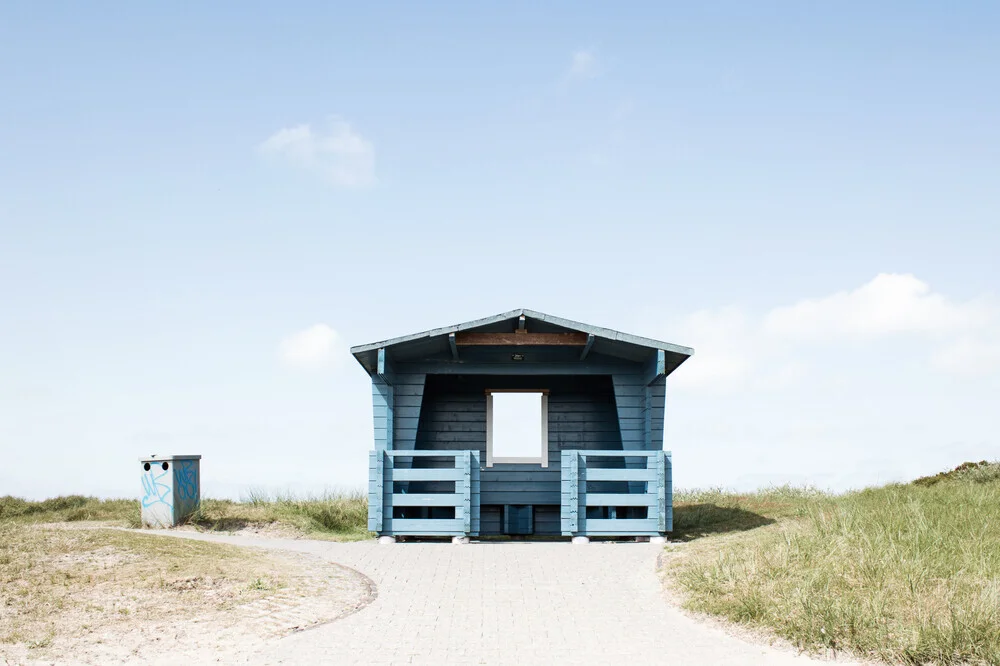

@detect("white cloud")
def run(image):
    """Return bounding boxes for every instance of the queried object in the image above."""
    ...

[664,273,999,393]
[258,117,375,188]
[567,50,599,80]
[278,324,343,370]
[763,273,989,341]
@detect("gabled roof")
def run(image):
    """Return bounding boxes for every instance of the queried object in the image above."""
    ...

[351,308,692,356]
[351,308,693,374]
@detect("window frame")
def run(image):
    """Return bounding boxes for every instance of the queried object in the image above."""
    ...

[485,389,549,468]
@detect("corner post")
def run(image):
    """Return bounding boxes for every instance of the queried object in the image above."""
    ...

[369,450,384,532]
[569,451,580,534]
[656,450,666,534]
[461,449,472,535]
[470,449,481,536]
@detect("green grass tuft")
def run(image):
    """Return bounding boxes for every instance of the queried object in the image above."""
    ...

[0,491,370,540]
[912,460,1000,487]
[671,464,1000,664]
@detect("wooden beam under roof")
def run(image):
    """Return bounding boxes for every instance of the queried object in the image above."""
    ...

[454,332,589,346]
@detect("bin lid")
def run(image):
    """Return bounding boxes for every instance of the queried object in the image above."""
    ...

[139,454,202,463]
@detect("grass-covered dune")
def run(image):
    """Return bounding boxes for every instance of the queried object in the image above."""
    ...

[0,491,370,540]
[670,462,1000,665]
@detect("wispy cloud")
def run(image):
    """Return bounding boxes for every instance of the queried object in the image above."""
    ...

[763,273,990,341]
[278,324,344,370]
[665,273,1000,392]
[258,117,375,188]
[567,49,599,80]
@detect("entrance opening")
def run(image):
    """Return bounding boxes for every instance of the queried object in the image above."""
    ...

[486,390,549,467]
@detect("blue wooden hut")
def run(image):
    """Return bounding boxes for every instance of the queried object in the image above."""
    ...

[352,309,692,540]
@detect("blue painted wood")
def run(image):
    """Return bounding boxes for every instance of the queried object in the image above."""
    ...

[377,348,390,380]
[642,349,667,386]
[372,380,393,452]
[560,449,671,537]
[415,375,622,510]
[391,493,463,506]
[391,374,425,453]
[470,450,481,535]
[567,450,661,457]
[582,468,658,481]
[568,451,579,533]
[580,519,660,534]
[665,450,673,532]
[583,493,657,507]
[657,450,667,532]
[368,450,382,531]
[360,316,678,539]
[612,374,645,452]
[392,468,465,481]
[385,450,468,457]
[386,518,465,534]
[462,450,472,534]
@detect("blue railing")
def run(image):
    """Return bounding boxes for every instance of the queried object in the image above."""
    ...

[560,450,672,536]
[368,450,481,536]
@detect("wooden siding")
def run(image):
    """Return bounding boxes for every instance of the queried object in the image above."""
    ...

[412,375,626,524]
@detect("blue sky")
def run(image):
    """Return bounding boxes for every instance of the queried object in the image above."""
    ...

[1,2,998,499]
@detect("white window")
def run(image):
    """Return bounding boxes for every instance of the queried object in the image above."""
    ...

[486,390,549,467]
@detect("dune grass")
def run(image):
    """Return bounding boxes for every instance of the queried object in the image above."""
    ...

[670,463,1000,665]
[0,491,371,540]
[0,523,285,650]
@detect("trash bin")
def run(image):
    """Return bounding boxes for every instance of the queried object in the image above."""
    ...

[140,454,202,527]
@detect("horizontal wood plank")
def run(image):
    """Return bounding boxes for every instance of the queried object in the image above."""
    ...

[580,493,658,507]
[454,332,589,346]
[390,493,464,507]
[385,518,465,533]
[582,468,658,481]
[581,518,660,533]
[391,468,465,481]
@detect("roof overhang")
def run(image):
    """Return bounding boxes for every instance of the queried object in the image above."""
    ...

[350,308,693,377]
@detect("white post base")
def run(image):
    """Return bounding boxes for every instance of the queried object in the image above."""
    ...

[649,536,667,545]
[452,536,470,545]
[378,536,396,544]
[572,536,590,545]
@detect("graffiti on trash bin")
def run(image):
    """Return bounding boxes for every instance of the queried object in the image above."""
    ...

[141,468,172,509]
[175,460,198,501]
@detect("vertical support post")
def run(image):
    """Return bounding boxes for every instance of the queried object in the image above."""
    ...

[665,450,673,533]
[656,450,666,533]
[461,450,472,535]
[470,450,481,536]
[369,450,384,532]
[383,454,394,533]
[569,451,580,534]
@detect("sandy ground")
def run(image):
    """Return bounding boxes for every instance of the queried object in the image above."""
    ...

[0,527,375,666]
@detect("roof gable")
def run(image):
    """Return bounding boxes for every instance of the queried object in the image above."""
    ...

[350,308,693,373]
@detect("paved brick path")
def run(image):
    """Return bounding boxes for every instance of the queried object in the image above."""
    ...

[163,533,855,665]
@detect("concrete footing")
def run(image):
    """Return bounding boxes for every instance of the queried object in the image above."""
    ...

[452,536,470,545]
[571,536,590,545]
[649,536,668,545]
[377,536,396,545]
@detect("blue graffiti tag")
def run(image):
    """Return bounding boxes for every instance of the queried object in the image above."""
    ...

[141,469,172,509]
[175,460,198,501]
